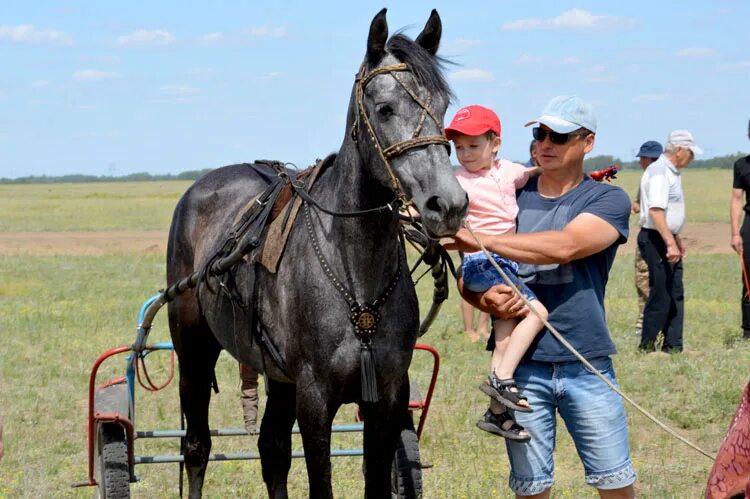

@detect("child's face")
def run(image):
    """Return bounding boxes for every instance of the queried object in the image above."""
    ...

[453,133,501,173]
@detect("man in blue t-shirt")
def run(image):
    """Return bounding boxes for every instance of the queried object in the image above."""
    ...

[449,95,635,498]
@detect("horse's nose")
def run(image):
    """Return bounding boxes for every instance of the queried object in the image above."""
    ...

[424,195,449,216]
[423,192,468,231]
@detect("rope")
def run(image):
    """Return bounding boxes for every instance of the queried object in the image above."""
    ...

[462,222,717,461]
[740,252,750,300]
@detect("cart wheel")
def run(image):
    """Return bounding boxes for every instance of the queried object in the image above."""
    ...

[95,423,131,499]
[391,419,422,499]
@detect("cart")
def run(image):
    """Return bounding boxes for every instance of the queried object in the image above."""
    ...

[73,294,440,498]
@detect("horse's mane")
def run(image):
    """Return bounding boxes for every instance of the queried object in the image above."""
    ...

[385,33,454,104]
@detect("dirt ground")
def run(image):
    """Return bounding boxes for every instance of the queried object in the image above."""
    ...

[0,223,734,256]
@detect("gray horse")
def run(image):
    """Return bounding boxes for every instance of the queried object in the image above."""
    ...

[167,9,467,498]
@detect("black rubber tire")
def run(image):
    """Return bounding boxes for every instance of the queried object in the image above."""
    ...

[391,419,422,499]
[95,423,131,499]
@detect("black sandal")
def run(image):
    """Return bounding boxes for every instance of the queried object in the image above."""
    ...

[479,377,533,413]
[476,409,530,442]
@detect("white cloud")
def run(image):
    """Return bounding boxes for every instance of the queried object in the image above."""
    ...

[247,24,289,39]
[160,84,199,96]
[676,47,717,58]
[631,93,670,103]
[562,56,581,65]
[31,80,49,88]
[515,54,544,65]
[717,61,750,71]
[501,9,636,31]
[117,29,175,47]
[443,38,481,51]
[586,64,607,73]
[198,32,223,45]
[262,72,283,80]
[449,68,494,82]
[73,69,116,81]
[0,24,72,45]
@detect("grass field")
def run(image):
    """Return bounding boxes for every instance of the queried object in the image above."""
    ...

[0,169,748,497]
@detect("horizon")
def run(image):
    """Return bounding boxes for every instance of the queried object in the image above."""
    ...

[1,1,749,179]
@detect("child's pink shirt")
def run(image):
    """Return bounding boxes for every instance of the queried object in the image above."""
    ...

[455,159,532,235]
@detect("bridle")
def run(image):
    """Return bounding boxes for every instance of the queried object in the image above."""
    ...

[351,62,450,206]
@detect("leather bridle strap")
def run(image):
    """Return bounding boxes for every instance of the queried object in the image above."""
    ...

[353,62,449,206]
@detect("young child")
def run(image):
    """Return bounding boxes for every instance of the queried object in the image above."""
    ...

[445,105,549,441]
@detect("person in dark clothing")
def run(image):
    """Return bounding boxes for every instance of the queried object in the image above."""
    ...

[730,119,750,339]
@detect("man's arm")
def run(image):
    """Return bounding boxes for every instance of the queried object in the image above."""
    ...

[731,188,744,254]
[447,212,622,265]
[648,208,680,263]
[457,279,528,319]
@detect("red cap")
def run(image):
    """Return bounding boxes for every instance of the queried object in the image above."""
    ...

[444,105,501,140]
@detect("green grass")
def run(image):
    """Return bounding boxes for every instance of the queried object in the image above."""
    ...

[0,175,745,497]
[0,168,733,232]
[0,182,190,231]
[0,251,747,497]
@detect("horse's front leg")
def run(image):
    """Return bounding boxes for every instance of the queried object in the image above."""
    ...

[296,380,337,499]
[360,373,410,498]
[258,379,297,499]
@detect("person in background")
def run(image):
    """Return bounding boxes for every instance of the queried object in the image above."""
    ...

[461,297,490,343]
[638,130,701,354]
[730,119,750,339]
[631,140,663,336]
[525,139,539,167]
[239,364,259,435]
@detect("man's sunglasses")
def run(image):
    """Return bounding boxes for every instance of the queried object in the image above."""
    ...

[532,127,588,145]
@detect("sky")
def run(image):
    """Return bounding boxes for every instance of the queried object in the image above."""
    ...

[1,1,749,178]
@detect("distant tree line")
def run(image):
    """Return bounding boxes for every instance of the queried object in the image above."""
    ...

[0,169,214,184]
[582,152,748,172]
[1,152,747,184]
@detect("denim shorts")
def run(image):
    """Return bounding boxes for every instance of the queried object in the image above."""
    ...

[505,357,636,495]
[462,252,537,301]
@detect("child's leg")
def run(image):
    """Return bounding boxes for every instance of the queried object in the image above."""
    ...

[239,363,260,434]
[495,299,549,380]
[460,297,480,342]
[490,318,515,379]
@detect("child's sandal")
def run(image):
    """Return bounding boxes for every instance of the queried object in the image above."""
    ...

[476,409,530,442]
[479,377,533,413]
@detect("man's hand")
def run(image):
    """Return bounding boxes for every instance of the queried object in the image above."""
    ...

[665,241,682,263]
[631,201,640,214]
[443,227,481,253]
[478,284,529,320]
[732,234,744,255]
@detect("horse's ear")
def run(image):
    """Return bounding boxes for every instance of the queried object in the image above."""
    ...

[366,8,388,65]
[416,9,442,56]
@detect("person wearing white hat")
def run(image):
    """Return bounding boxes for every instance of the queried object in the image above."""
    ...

[638,129,701,354]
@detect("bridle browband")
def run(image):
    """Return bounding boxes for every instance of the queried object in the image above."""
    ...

[351,62,450,206]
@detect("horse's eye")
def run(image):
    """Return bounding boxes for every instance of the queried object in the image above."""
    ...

[376,104,394,119]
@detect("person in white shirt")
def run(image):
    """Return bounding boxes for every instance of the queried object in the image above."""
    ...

[637,130,701,354]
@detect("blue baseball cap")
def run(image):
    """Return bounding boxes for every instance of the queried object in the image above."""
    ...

[525,95,597,134]
[636,140,663,158]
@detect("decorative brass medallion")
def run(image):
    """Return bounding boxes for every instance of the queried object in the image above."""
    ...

[350,304,381,337]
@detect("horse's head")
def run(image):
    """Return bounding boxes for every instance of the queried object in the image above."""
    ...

[348,9,468,238]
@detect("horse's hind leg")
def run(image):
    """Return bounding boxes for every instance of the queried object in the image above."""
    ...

[361,374,410,498]
[258,379,296,499]
[172,323,222,499]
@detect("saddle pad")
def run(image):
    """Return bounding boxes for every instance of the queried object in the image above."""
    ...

[258,160,325,273]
